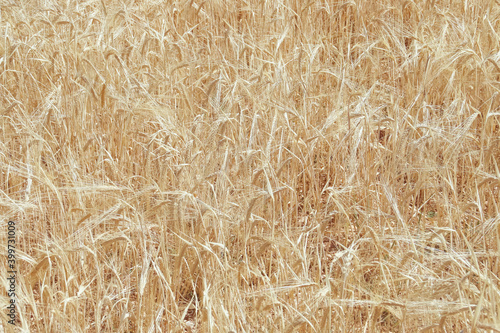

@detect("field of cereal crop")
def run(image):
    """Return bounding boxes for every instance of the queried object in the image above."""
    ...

[1,0,500,331]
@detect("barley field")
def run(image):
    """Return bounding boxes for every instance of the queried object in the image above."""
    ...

[1,0,500,332]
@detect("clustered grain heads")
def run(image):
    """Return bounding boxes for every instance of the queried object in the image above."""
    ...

[1,0,500,331]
